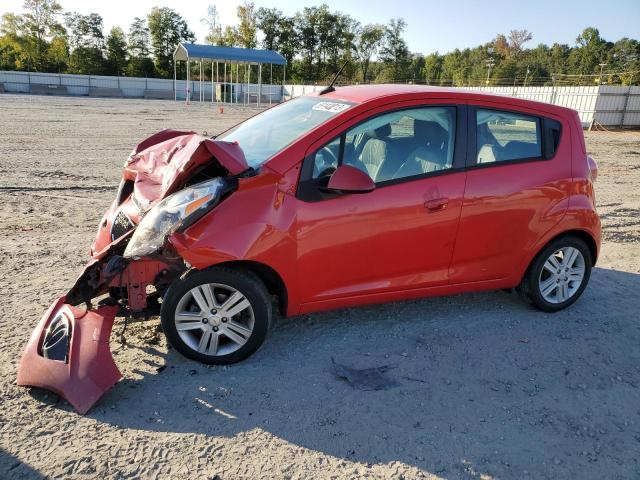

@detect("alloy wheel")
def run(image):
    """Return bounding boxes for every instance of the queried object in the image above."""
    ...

[538,246,586,304]
[174,283,255,357]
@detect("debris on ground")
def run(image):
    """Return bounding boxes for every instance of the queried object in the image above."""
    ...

[331,357,398,391]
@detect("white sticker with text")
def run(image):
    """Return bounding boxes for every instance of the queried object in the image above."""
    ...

[312,102,351,113]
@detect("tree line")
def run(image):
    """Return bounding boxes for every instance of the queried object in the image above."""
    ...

[1,0,638,85]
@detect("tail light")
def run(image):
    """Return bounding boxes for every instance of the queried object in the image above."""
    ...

[587,155,598,182]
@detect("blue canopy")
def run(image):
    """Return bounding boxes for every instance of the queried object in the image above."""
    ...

[174,43,286,65]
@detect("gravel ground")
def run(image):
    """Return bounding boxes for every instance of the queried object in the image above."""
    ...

[0,94,639,480]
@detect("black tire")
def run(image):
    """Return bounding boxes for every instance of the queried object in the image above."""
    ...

[519,235,592,312]
[161,267,271,365]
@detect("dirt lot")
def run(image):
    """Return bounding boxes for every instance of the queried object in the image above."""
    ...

[0,94,639,479]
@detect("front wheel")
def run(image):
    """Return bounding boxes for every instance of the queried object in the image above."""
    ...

[519,236,592,312]
[161,267,271,365]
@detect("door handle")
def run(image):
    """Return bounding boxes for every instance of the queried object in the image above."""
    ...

[424,198,448,212]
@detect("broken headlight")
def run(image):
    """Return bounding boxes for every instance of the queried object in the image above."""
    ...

[124,178,227,259]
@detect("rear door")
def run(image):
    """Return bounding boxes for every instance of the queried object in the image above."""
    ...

[294,103,467,304]
[449,103,569,283]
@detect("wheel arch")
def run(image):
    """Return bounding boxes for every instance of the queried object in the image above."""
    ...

[522,228,598,283]
[543,229,598,266]
[213,260,288,316]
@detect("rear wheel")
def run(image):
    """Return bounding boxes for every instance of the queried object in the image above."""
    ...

[161,267,271,364]
[519,236,592,312]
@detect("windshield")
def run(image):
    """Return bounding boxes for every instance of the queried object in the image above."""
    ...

[217,96,354,168]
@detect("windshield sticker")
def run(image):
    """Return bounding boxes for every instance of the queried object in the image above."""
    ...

[312,102,351,113]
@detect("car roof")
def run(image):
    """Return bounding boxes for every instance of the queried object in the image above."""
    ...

[314,84,573,116]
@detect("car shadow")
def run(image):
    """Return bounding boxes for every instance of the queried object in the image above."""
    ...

[69,267,640,477]
[0,448,45,479]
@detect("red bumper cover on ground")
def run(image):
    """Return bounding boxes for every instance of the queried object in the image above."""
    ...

[16,297,122,414]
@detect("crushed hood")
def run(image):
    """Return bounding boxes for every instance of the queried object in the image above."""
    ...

[125,129,248,211]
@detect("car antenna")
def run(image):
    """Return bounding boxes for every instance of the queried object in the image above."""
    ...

[319,61,349,95]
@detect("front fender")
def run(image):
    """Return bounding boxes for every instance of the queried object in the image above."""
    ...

[167,173,300,312]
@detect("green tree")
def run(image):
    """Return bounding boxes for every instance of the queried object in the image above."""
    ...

[275,15,298,66]
[147,7,195,77]
[423,52,443,84]
[46,33,68,72]
[356,24,384,82]
[378,18,410,81]
[440,49,465,85]
[255,6,299,82]
[570,27,609,76]
[128,17,150,57]
[256,7,281,51]
[236,1,257,48]
[21,0,64,70]
[0,13,30,70]
[64,12,104,49]
[126,17,153,77]
[408,54,425,82]
[608,38,640,84]
[325,12,358,78]
[295,7,320,81]
[64,12,106,74]
[105,26,127,75]
[0,1,63,71]
[219,25,239,47]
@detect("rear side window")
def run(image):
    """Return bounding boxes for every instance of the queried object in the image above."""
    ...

[476,109,542,164]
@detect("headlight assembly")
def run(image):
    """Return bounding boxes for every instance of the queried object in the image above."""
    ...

[124,178,228,259]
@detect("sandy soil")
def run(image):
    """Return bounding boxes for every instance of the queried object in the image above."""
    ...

[0,94,639,480]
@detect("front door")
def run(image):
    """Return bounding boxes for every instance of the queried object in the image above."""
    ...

[295,104,467,304]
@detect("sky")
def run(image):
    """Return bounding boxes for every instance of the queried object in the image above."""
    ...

[2,0,639,55]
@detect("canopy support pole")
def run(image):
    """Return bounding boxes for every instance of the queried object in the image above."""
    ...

[224,63,227,103]
[216,61,219,105]
[186,57,190,104]
[173,58,177,102]
[211,60,214,103]
[283,64,286,102]
[258,64,262,106]
[269,63,273,105]
[200,60,203,103]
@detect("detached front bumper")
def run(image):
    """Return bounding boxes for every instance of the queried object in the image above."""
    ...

[17,297,121,414]
[17,241,181,414]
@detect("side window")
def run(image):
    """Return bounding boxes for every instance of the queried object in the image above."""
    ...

[340,107,457,183]
[476,109,542,164]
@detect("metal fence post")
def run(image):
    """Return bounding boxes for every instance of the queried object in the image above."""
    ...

[620,85,631,129]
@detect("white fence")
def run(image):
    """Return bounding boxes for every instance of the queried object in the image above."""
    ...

[465,85,640,127]
[0,70,284,103]
[1,70,639,127]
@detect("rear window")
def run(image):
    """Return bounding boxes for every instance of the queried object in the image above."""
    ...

[476,109,542,164]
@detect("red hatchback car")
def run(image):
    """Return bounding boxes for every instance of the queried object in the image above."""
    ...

[18,85,600,412]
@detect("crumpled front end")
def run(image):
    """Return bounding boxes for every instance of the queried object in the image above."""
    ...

[17,129,247,413]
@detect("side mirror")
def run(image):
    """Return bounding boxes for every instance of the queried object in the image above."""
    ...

[326,165,375,194]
